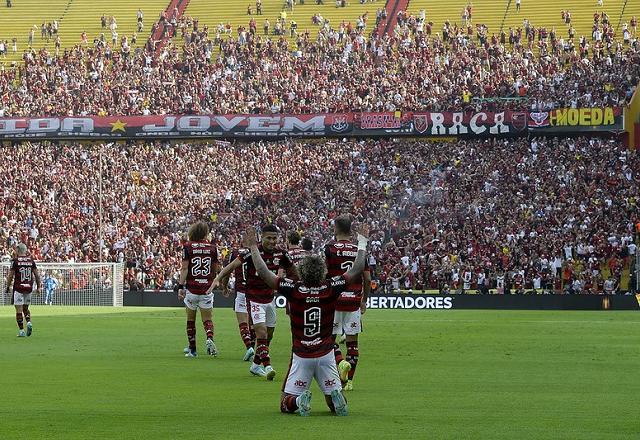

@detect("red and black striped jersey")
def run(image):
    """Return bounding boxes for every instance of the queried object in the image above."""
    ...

[324,240,369,312]
[238,245,292,304]
[277,275,348,358]
[11,256,37,294]
[230,250,247,293]
[183,240,218,295]
[288,248,312,266]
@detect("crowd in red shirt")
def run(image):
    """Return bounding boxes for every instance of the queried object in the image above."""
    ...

[0,136,637,293]
[0,10,638,117]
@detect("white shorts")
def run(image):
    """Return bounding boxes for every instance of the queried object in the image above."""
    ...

[333,310,362,335]
[249,299,276,327]
[283,351,342,396]
[183,290,214,310]
[234,291,248,314]
[13,292,32,306]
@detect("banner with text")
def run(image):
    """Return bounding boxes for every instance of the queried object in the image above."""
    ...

[528,107,624,133]
[0,109,623,140]
[120,291,640,310]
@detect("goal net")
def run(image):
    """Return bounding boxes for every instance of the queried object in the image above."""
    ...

[1,262,125,307]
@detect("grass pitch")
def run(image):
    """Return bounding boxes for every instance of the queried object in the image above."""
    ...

[0,307,638,440]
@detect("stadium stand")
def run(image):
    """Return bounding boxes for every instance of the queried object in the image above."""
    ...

[186,0,382,41]
[406,0,637,43]
[0,137,637,294]
[0,11,638,116]
[0,0,166,62]
[0,0,638,295]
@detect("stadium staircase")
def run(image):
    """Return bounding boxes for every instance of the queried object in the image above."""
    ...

[377,0,410,36]
[599,259,632,292]
[500,0,511,32]
[152,0,191,56]
[617,0,628,32]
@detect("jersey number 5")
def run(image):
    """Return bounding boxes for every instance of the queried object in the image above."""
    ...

[341,261,353,271]
[303,307,321,337]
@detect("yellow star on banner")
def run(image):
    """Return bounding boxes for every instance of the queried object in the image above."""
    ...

[110,119,127,132]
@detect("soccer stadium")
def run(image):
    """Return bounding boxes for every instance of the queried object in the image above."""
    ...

[0,0,639,437]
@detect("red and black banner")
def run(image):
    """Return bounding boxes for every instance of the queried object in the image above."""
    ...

[0,109,623,141]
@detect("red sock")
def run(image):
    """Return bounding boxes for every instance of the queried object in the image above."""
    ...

[23,306,31,323]
[346,341,359,380]
[280,394,298,413]
[203,320,214,339]
[16,312,24,330]
[250,328,256,348]
[334,343,344,364]
[256,338,270,367]
[239,322,252,348]
[186,320,196,350]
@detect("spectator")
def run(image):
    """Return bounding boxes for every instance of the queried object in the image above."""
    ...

[1,11,638,117]
[0,136,636,294]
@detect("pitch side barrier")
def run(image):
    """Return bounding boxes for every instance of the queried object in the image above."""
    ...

[123,291,640,310]
[0,108,624,140]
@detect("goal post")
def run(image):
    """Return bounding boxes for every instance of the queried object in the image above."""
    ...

[1,262,125,307]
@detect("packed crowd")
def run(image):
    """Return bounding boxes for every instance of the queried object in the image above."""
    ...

[0,7,639,116]
[0,137,637,293]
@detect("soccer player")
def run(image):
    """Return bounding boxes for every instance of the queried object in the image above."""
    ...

[220,249,255,361]
[5,243,41,337]
[211,224,295,380]
[324,214,371,391]
[43,272,58,305]
[177,222,220,357]
[285,232,312,317]
[242,224,369,416]
[287,231,313,267]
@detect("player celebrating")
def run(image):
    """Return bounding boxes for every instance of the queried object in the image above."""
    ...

[325,214,371,391]
[287,231,313,267]
[5,243,41,337]
[177,222,220,357]
[242,224,369,416]
[212,224,295,380]
[221,249,255,361]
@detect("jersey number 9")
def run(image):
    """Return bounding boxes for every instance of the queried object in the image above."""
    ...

[303,307,321,337]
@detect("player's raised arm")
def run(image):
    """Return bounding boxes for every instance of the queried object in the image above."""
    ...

[209,257,242,294]
[344,224,369,283]
[243,226,278,290]
[361,269,371,314]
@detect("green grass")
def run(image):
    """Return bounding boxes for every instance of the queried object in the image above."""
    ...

[0,307,638,439]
